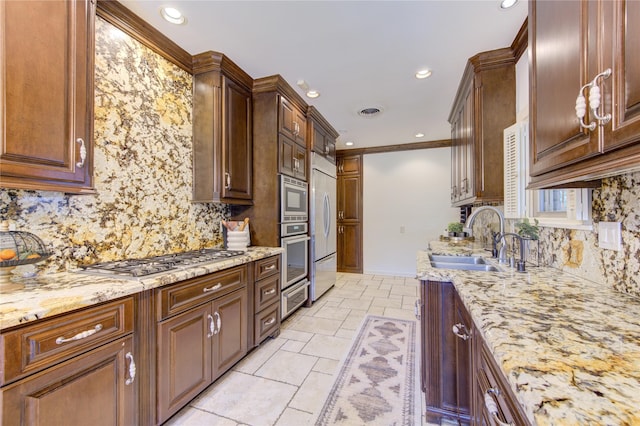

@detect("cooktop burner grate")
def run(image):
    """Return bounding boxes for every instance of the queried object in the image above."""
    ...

[80,248,246,278]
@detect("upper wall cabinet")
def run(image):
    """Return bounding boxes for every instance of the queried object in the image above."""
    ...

[529,0,640,188]
[1,0,96,194]
[192,52,253,204]
[448,48,517,207]
[308,106,338,164]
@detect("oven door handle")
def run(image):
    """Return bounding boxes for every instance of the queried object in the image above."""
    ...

[282,234,310,244]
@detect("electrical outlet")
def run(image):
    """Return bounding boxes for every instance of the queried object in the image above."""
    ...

[598,222,622,251]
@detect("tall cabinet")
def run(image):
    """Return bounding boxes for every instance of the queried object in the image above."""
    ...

[236,75,309,247]
[336,153,363,273]
[192,52,253,204]
[529,0,640,188]
[1,0,95,194]
[448,47,517,207]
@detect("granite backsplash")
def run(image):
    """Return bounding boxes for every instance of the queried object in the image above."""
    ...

[0,17,228,276]
[467,171,640,298]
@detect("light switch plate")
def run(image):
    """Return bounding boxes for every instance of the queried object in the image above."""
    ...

[598,222,622,251]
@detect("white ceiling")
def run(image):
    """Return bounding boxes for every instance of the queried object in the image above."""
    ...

[119,0,528,150]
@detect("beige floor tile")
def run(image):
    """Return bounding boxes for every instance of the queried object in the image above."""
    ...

[390,284,418,297]
[286,315,343,335]
[190,371,296,425]
[367,306,386,316]
[288,371,335,414]
[338,297,372,310]
[233,338,285,374]
[312,358,340,375]
[255,350,318,386]
[311,305,351,321]
[384,307,420,321]
[164,406,237,426]
[281,339,306,352]
[278,328,314,343]
[334,327,356,339]
[361,287,392,298]
[300,334,353,360]
[275,407,316,426]
[371,296,403,308]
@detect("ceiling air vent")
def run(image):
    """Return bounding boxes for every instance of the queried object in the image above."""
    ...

[357,106,383,118]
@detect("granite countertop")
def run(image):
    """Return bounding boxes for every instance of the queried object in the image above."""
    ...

[0,246,283,331]
[417,241,640,425]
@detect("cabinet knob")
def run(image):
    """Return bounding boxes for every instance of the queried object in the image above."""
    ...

[207,314,215,338]
[55,323,102,344]
[224,172,231,189]
[414,300,421,320]
[76,138,87,168]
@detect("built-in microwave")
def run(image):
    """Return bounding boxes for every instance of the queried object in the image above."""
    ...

[280,175,308,223]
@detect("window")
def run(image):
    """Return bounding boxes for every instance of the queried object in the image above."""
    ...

[504,121,592,229]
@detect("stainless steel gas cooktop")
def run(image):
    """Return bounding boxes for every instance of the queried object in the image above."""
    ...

[80,248,245,278]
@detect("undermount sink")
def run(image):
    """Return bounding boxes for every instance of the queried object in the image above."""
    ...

[428,254,501,272]
[429,254,486,264]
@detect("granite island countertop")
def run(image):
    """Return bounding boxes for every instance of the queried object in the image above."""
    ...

[418,241,640,425]
[0,246,283,330]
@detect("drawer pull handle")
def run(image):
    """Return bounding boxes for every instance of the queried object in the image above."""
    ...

[264,289,276,296]
[125,352,136,385]
[264,317,276,326]
[452,323,470,340]
[414,300,421,320]
[203,283,223,293]
[264,265,276,271]
[55,324,103,344]
[207,314,215,338]
[484,388,513,426]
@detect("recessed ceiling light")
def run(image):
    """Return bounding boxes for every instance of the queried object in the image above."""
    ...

[345,141,354,146]
[415,69,432,79]
[415,133,425,138]
[357,106,383,118]
[306,90,320,99]
[500,0,518,9]
[160,7,186,25]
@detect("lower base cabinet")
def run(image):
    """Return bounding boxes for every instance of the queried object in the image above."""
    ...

[420,280,529,425]
[155,267,248,424]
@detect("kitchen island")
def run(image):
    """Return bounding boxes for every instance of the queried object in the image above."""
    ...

[418,242,640,425]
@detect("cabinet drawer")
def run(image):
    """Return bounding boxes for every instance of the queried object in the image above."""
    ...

[157,265,247,320]
[477,342,529,426]
[254,255,280,281]
[0,297,134,385]
[254,302,280,345]
[254,273,280,312]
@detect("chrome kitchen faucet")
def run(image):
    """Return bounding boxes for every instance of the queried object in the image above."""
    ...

[463,206,508,264]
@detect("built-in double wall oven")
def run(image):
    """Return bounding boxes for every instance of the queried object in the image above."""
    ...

[280,175,310,319]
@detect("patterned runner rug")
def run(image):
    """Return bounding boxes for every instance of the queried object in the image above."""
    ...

[315,315,417,426]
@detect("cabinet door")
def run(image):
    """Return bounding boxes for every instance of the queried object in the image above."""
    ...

[222,76,252,201]
[338,155,361,175]
[1,0,95,193]
[279,135,306,180]
[604,0,640,151]
[157,304,212,424]
[453,292,473,419]
[293,143,307,180]
[337,174,361,221]
[337,223,362,273]
[279,96,305,145]
[529,0,600,177]
[212,288,248,379]
[2,336,135,426]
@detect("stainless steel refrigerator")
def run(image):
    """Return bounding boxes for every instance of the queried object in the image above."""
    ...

[310,152,337,301]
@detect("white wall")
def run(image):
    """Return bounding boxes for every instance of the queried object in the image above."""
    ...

[362,147,459,276]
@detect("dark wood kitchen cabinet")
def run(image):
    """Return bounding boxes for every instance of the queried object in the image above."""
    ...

[529,0,640,188]
[155,265,248,424]
[279,95,307,147]
[252,255,281,347]
[239,75,309,247]
[308,106,338,164]
[448,47,516,206]
[420,280,472,424]
[336,153,363,273]
[1,0,95,194]
[0,297,136,426]
[192,51,253,204]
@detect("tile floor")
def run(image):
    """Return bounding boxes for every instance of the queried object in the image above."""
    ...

[165,272,425,426]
